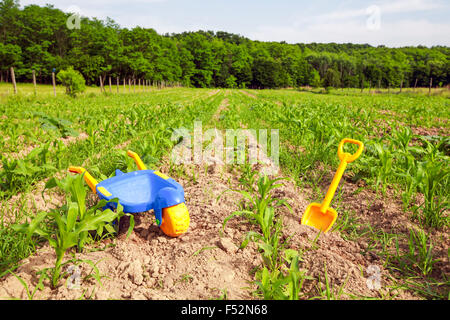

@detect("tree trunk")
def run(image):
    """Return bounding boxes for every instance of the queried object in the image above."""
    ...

[400,78,403,93]
[108,76,112,93]
[414,78,418,91]
[117,77,119,93]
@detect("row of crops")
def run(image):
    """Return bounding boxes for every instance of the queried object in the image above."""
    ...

[0,88,226,282]
[227,90,449,230]
[0,89,221,199]
[0,87,448,299]
[199,89,449,298]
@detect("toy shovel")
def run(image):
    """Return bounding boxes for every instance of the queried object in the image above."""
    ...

[301,138,364,233]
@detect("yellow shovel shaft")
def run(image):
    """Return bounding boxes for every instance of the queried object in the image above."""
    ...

[301,138,364,233]
[320,155,348,213]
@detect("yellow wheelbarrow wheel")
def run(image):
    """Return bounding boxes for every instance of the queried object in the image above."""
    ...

[160,203,190,237]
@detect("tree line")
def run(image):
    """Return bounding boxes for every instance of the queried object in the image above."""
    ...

[1,0,449,89]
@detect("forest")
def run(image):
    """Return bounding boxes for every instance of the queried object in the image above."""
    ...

[0,0,449,89]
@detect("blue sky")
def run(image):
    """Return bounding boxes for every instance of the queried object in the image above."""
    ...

[20,0,450,47]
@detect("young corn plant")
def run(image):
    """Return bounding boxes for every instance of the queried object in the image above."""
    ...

[32,111,79,138]
[12,173,134,288]
[312,262,349,300]
[223,175,291,234]
[415,161,449,229]
[406,229,437,276]
[397,161,425,211]
[222,175,291,270]
[255,250,312,300]
[391,228,437,277]
[239,211,285,271]
[371,141,394,193]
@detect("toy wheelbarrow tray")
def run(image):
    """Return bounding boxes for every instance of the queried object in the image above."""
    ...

[69,151,189,237]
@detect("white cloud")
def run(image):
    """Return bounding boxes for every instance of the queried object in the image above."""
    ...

[380,0,441,14]
[20,0,450,46]
[252,0,450,46]
[293,0,444,25]
[249,18,450,47]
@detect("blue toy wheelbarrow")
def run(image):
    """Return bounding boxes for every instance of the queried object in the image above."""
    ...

[69,151,189,237]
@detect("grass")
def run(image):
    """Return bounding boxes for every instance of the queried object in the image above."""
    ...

[0,84,448,300]
[0,196,40,276]
[11,173,134,288]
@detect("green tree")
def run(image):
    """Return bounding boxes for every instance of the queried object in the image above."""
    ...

[57,67,86,97]
[323,68,341,88]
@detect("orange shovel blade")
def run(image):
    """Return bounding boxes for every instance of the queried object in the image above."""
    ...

[301,203,337,233]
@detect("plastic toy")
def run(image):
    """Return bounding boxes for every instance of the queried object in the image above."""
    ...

[301,138,364,233]
[68,150,189,237]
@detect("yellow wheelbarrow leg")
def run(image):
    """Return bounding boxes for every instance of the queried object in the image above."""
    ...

[68,166,98,193]
[301,138,364,233]
[127,150,147,170]
[127,150,171,179]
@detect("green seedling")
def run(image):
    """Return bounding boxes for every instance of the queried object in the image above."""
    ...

[191,246,217,257]
[312,262,348,300]
[12,174,134,288]
[406,229,436,276]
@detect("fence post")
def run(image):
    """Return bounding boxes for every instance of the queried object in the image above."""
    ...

[99,75,104,93]
[109,76,112,93]
[429,77,432,96]
[32,70,37,95]
[10,67,17,94]
[52,71,56,96]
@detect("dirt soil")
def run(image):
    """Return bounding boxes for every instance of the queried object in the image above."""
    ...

[240,90,257,99]
[0,162,257,300]
[1,153,428,300]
